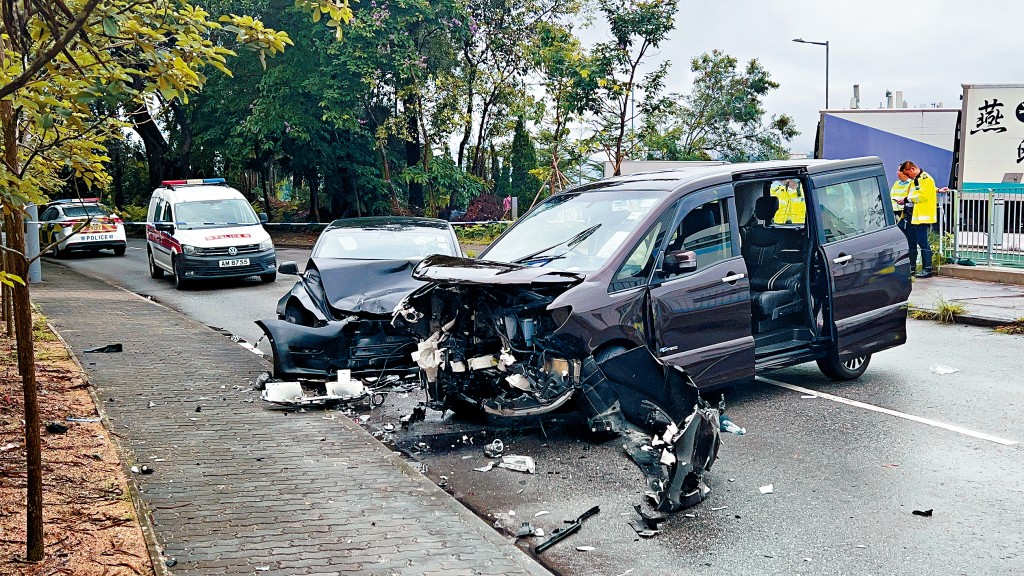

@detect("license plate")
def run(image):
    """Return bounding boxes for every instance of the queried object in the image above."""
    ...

[219,258,250,267]
[83,234,114,241]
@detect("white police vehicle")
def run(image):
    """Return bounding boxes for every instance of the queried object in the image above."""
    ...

[145,178,277,289]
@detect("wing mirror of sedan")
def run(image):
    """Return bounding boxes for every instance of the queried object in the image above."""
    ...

[154,222,175,234]
[663,249,698,275]
[279,260,300,275]
[259,212,269,224]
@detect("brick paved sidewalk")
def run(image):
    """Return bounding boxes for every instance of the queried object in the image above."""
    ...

[34,265,550,576]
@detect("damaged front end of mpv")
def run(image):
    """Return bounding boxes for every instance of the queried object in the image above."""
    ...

[394,255,722,512]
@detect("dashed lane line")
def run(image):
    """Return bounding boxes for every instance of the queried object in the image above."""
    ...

[758,376,1019,446]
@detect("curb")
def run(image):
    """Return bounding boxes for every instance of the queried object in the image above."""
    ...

[908,305,1012,328]
[41,315,169,576]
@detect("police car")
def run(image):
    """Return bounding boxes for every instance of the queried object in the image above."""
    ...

[39,199,128,257]
[146,178,277,289]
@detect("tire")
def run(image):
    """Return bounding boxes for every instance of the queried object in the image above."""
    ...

[52,242,64,259]
[172,256,189,290]
[283,301,313,326]
[816,351,871,381]
[114,245,126,256]
[148,250,164,279]
[259,272,277,283]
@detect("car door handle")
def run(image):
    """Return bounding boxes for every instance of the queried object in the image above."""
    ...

[832,254,853,265]
[721,273,745,283]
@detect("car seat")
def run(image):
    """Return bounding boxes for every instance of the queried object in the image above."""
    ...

[742,196,805,332]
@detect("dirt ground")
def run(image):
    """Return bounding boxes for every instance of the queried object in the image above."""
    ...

[0,313,153,576]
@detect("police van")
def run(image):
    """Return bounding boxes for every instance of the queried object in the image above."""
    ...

[146,178,277,289]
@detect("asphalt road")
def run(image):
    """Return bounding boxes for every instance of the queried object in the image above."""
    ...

[42,245,1024,575]
[42,237,311,354]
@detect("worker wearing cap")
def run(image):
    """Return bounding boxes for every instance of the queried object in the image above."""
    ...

[898,160,937,278]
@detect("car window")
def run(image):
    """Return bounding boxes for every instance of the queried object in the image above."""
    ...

[315,228,458,260]
[659,198,733,281]
[817,177,886,243]
[41,208,57,221]
[159,201,173,223]
[609,200,679,292]
[769,179,806,225]
[61,205,111,218]
[484,190,666,273]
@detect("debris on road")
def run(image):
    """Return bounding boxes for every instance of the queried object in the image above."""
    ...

[913,509,934,517]
[498,455,536,474]
[929,364,960,375]
[516,521,544,539]
[399,404,427,428]
[484,439,505,458]
[576,546,595,552]
[719,413,746,435]
[474,462,495,472]
[759,484,774,495]
[534,510,549,517]
[534,505,600,554]
[84,343,122,353]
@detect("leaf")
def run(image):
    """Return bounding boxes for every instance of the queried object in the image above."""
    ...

[102,17,118,36]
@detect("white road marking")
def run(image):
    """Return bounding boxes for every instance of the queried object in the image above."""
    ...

[758,377,1019,446]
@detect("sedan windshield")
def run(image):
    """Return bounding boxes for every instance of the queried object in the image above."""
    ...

[314,228,458,260]
[62,205,112,218]
[483,190,665,273]
[175,199,259,228]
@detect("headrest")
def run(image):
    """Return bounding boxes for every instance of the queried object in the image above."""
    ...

[754,196,780,221]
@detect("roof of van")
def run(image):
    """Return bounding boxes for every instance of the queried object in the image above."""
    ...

[153,184,247,204]
[569,157,883,193]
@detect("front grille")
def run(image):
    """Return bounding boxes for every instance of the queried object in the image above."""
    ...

[201,244,261,256]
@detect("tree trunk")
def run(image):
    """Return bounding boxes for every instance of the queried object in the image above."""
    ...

[129,102,170,188]
[2,98,42,562]
[403,97,424,209]
[111,140,125,208]
[168,99,193,179]
[306,169,320,222]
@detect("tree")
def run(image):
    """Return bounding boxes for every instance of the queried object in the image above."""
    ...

[531,22,589,198]
[640,50,798,162]
[586,0,677,176]
[509,116,542,212]
[0,0,348,561]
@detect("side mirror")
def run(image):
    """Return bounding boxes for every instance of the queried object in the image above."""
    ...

[279,261,300,275]
[154,222,174,234]
[663,250,698,275]
[259,212,269,224]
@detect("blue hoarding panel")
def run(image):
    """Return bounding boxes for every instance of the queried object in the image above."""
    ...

[822,114,952,188]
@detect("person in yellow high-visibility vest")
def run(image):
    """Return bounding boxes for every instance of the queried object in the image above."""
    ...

[898,160,938,278]
[770,179,806,224]
[890,167,913,267]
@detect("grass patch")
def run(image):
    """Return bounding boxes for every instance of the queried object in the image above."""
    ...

[934,297,966,323]
[995,316,1024,335]
[909,308,937,320]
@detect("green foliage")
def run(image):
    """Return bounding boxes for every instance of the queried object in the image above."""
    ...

[455,222,510,244]
[640,50,798,161]
[403,155,486,216]
[585,0,679,174]
[509,117,543,209]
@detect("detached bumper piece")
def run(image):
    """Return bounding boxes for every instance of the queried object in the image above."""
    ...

[583,347,723,513]
[262,373,380,408]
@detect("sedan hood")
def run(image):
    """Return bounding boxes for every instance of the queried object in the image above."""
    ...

[412,255,584,287]
[313,257,424,315]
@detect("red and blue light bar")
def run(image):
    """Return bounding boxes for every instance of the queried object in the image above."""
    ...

[53,197,101,204]
[160,177,227,187]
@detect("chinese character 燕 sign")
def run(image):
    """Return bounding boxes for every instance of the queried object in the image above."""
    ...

[971,99,1007,135]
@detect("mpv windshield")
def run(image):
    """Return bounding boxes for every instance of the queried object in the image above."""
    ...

[314,228,458,260]
[175,199,259,229]
[483,190,665,273]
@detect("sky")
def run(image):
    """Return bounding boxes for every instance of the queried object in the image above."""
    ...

[576,0,1024,154]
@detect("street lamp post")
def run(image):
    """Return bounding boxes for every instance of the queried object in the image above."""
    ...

[793,38,829,109]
